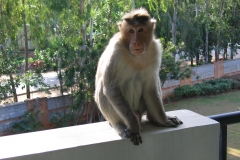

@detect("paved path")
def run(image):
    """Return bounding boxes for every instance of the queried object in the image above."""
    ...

[2,72,61,104]
[16,72,59,95]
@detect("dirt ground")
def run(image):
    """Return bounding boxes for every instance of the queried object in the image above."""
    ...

[165,90,240,160]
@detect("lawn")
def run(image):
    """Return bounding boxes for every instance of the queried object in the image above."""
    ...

[165,90,240,160]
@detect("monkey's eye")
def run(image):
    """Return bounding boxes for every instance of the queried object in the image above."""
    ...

[129,29,134,33]
[138,28,144,32]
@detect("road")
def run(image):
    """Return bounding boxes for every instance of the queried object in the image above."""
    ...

[16,72,59,95]
[2,52,240,103]
[0,72,60,104]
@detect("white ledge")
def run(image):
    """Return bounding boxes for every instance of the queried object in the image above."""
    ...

[0,110,219,160]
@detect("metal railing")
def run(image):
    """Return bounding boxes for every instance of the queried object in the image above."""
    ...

[209,111,240,160]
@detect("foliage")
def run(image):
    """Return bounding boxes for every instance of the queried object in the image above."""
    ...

[0,0,240,128]
[0,47,22,75]
[11,109,44,133]
[50,102,104,127]
[20,71,51,94]
[0,79,11,101]
[0,47,22,102]
[0,1,22,42]
[32,0,131,124]
[222,74,240,89]
[0,47,51,102]
[160,40,191,87]
[174,78,239,98]
[50,111,73,128]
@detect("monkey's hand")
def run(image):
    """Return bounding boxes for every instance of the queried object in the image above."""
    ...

[120,128,142,145]
[165,116,183,127]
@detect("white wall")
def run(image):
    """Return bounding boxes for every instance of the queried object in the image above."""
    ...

[0,110,220,160]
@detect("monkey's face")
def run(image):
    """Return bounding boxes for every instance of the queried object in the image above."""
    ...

[120,21,153,55]
[128,26,147,55]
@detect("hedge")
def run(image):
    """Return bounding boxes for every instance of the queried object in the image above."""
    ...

[174,78,239,98]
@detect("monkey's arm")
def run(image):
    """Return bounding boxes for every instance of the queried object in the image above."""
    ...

[102,61,142,145]
[144,75,183,126]
[104,84,143,144]
[103,75,140,133]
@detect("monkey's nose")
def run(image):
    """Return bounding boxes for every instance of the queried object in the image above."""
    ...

[133,41,140,46]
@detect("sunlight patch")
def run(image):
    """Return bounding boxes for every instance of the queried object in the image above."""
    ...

[228,147,240,158]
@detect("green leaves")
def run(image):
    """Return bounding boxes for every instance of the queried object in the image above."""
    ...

[0,79,11,100]
[174,78,239,98]
[11,109,44,133]
[42,0,69,12]
[20,71,50,93]
[160,40,191,87]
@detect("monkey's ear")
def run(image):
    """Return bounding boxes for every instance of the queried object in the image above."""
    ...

[117,22,122,31]
[151,18,156,29]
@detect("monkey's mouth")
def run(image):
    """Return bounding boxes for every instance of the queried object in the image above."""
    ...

[131,48,145,55]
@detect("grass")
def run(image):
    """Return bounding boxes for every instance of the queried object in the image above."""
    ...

[164,90,240,160]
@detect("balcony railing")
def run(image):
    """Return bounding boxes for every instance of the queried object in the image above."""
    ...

[209,111,240,160]
[0,110,219,160]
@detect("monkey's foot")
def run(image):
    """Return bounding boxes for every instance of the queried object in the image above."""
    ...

[120,128,142,145]
[149,115,183,127]
[166,116,183,126]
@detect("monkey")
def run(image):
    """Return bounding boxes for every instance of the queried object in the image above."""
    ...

[94,8,183,145]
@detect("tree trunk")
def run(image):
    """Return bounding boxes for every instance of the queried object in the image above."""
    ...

[230,44,234,59]
[195,3,198,17]
[215,0,225,62]
[0,2,2,18]
[216,27,221,62]
[58,54,64,96]
[22,0,30,99]
[230,3,237,60]
[9,73,18,102]
[172,0,178,46]
[131,0,135,9]
[224,48,227,59]
[205,0,209,64]
[215,48,219,62]
[79,0,84,15]
[191,57,193,66]
[196,53,199,66]
[107,2,112,32]
[89,18,93,45]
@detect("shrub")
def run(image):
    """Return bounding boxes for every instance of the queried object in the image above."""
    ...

[11,110,44,134]
[174,78,239,98]
[174,85,202,98]
[222,74,240,89]
[195,83,213,95]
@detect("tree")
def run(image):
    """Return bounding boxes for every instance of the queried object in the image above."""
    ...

[0,1,22,102]
[1,0,240,124]
[160,40,191,87]
[0,48,22,102]
[178,0,204,66]
[32,0,133,124]
[220,0,240,59]
[215,0,225,61]
[0,0,49,102]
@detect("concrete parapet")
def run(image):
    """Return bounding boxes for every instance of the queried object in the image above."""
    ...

[0,110,220,160]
